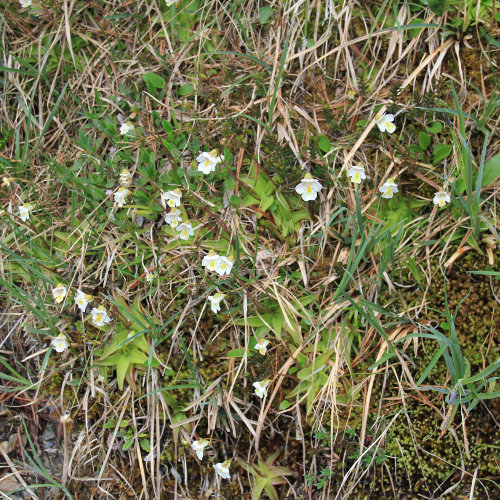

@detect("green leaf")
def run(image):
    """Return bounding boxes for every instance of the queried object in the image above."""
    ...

[122,439,134,451]
[142,73,165,93]
[256,325,270,337]
[433,143,452,164]
[423,0,446,15]
[461,358,500,385]
[291,209,310,224]
[259,6,273,24]
[455,153,500,193]
[468,270,500,277]
[406,18,425,38]
[240,193,260,208]
[64,378,80,388]
[252,478,267,500]
[178,83,195,96]
[317,135,332,153]
[235,314,273,327]
[409,144,424,155]
[297,349,334,380]
[260,193,274,212]
[417,344,447,386]
[482,154,500,187]
[418,131,431,151]
[368,351,396,371]
[426,121,443,134]
[226,348,248,358]
[0,355,31,387]
[263,483,279,500]
[140,438,150,452]
[279,400,291,411]
[116,355,131,390]
[224,175,236,191]
[230,195,241,207]
[306,372,327,414]
[161,120,173,137]
[271,313,284,337]
[128,348,148,365]
[449,17,463,28]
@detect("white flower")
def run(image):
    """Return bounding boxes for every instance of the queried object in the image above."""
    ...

[165,0,178,5]
[164,208,182,228]
[120,121,135,135]
[215,256,234,277]
[19,0,32,7]
[161,189,182,208]
[348,165,367,184]
[379,177,399,199]
[191,439,209,460]
[254,339,269,355]
[143,451,157,462]
[145,271,154,283]
[52,284,67,304]
[51,335,68,353]
[1,177,14,187]
[114,187,130,207]
[196,150,224,175]
[347,89,356,100]
[119,169,133,186]
[176,222,194,240]
[18,203,33,222]
[208,293,225,313]
[433,190,450,207]
[75,289,92,312]
[202,250,220,273]
[253,379,270,399]
[295,173,323,201]
[376,113,396,134]
[214,460,231,480]
[91,306,112,327]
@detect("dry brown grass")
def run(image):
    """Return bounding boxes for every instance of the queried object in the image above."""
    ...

[1,0,499,498]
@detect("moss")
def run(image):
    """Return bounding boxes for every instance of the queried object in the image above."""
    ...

[386,398,499,489]
[344,244,500,497]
